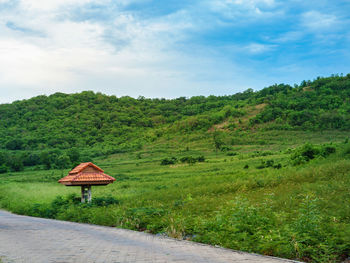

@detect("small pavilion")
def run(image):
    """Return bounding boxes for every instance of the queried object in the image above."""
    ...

[58,162,115,203]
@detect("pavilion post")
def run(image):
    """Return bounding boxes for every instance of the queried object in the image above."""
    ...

[87,185,92,203]
[81,185,92,203]
[81,186,86,203]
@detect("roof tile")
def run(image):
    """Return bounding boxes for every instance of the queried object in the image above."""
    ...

[69,162,104,174]
[58,162,115,186]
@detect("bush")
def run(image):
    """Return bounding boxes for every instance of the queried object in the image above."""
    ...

[7,156,24,172]
[291,143,320,165]
[92,196,120,206]
[256,159,281,169]
[251,151,274,157]
[220,146,232,152]
[180,156,205,164]
[274,163,282,169]
[54,154,71,169]
[160,157,177,165]
[0,164,8,173]
[21,194,122,220]
[320,146,336,157]
[5,138,24,150]
[197,155,205,162]
[123,207,166,232]
[180,156,195,164]
[291,143,336,165]
[195,199,274,251]
[343,144,350,155]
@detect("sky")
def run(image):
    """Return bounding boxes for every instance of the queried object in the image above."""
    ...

[0,0,350,103]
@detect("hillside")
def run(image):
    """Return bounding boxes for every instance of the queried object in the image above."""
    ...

[0,74,350,172]
[0,74,350,262]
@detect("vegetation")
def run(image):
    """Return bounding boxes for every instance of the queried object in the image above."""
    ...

[0,74,349,171]
[0,74,350,262]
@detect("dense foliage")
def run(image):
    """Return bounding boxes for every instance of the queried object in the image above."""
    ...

[0,74,349,171]
[252,74,350,129]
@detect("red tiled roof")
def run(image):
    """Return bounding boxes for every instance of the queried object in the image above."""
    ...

[58,162,115,186]
[69,162,104,174]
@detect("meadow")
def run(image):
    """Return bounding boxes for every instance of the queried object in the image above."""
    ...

[1,129,350,263]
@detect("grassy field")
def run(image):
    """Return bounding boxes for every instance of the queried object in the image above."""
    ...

[1,130,350,262]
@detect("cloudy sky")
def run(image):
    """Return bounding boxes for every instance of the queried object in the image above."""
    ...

[1,0,350,103]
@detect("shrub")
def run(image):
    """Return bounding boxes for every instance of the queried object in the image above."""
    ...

[265,160,275,167]
[291,143,320,165]
[320,146,336,157]
[54,153,71,169]
[123,207,166,232]
[22,194,120,220]
[92,196,120,206]
[251,151,274,157]
[343,144,350,155]
[256,159,281,169]
[274,163,282,169]
[291,143,336,165]
[160,157,177,165]
[195,199,274,251]
[197,155,205,162]
[180,156,195,164]
[179,156,205,164]
[256,159,282,169]
[220,146,232,152]
[0,164,7,174]
[7,156,24,172]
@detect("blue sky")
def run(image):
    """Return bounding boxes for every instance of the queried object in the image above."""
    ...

[0,0,350,103]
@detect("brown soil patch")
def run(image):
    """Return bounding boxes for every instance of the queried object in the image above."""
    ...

[208,103,267,132]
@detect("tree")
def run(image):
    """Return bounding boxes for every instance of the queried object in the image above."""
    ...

[5,139,23,150]
[67,147,80,164]
[0,164,8,174]
[40,151,52,169]
[7,155,24,172]
[213,130,224,155]
[55,154,71,169]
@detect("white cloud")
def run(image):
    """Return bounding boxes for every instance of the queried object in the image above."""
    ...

[1,0,348,103]
[273,31,304,43]
[207,0,281,22]
[245,43,276,54]
[1,0,243,103]
[230,0,275,8]
[19,0,95,11]
[301,11,339,31]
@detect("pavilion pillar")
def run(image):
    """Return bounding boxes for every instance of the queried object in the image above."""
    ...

[81,185,92,203]
[87,185,92,203]
[81,186,86,203]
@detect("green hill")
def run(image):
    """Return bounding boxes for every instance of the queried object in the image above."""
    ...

[1,74,350,171]
[0,74,350,262]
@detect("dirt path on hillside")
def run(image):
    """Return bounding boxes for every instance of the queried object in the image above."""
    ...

[0,210,300,263]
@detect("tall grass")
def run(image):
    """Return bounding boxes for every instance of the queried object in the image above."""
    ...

[1,130,350,262]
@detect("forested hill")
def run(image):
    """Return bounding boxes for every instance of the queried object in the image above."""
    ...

[0,74,350,171]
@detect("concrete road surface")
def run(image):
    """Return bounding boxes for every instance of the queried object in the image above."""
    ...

[0,210,300,263]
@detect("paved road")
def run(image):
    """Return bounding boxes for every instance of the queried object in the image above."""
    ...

[0,210,299,263]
